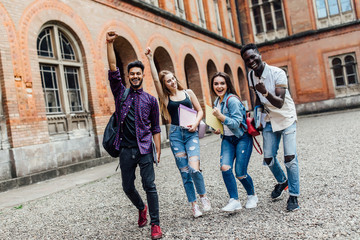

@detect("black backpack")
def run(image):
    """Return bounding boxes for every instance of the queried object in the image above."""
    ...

[102,88,130,157]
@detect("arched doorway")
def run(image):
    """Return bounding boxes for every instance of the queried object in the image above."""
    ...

[184,54,204,110]
[224,64,234,83]
[153,47,175,138]
[207,60,217,103]
[153,47,174,73]
[113,36,138,87]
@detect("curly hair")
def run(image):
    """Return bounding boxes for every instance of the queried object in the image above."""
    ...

[240,43,259,58]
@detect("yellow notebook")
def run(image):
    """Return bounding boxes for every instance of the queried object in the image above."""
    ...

[205,105,223,134]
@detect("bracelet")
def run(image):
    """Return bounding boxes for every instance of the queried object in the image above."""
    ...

[262,90,269,97]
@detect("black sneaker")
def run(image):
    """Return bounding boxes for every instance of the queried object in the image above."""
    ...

[271,180,288,200]
[287,196,300,212]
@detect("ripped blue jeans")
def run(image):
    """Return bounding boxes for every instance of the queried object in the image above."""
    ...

[169,125,206,203]
[220,133,254,200]
[263,121,300,196]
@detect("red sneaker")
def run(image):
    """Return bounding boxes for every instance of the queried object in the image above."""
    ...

[151,224,163,239]
[138,205,148,227]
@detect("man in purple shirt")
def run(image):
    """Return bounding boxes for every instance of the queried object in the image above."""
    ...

[106,31,162,239]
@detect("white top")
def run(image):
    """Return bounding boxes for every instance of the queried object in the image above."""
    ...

[216,101,234,136]
[248,64,297,132]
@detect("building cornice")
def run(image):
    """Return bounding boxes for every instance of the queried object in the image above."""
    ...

[258,20,360,49]
[121,0,241,49]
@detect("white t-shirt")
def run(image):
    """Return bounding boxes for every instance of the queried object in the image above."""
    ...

[248,64,297,132]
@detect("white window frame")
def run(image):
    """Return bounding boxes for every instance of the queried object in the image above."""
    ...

[140,0,159,7]
[249,0,287,43]
[196,0,206,28]
[330,53,358,87]
[226,0,235,41]
[37,24,90,138]
[329,52,359,97]
[214,0,222,36]
[313,0,355,29]
[175,0,186,19]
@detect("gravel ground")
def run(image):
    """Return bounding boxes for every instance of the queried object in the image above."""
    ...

[0,109,359,239]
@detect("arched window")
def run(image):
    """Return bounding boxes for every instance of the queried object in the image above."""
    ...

[330,53,358,88]
[332,58,345,86]
[344,55,357,85]
[37,24,89,136]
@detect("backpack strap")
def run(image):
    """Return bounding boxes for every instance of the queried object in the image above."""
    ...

[225,94,242,108]
[118,88,130,138]
[252,136,263,155]
[121,88,130,104]
[115,88,130,172]
[225,94,247,132]
[250,71,263,104]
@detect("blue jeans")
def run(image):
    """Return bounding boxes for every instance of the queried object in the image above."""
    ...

[220,133,254,200]
[119,147,160,225]
[169,125,206,203]
[263,121,300,196]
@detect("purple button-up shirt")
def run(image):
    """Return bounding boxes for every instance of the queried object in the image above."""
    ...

[108,68,161,155]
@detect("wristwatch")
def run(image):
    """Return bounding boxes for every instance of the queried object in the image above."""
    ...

[262,90,269,97]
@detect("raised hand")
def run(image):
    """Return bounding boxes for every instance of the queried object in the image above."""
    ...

[145,47,153,59]
[106,31,118,71]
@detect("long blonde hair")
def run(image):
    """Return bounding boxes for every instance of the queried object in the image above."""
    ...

[158,70,185,121]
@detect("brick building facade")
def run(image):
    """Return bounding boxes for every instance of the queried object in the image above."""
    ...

[0,0,359,186]
[238,0,360,113]
[0,0,247,185]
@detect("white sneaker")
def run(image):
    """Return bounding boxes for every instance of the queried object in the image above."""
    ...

[200,197,212,212]
[221,198,242,212]
[245,195,258,209]
[192,204,203,218]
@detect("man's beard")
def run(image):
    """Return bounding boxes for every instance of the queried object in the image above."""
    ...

[129,78,143,89]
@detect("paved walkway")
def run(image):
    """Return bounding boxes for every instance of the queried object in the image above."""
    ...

[0,109,359,239]
[0,161,118,209]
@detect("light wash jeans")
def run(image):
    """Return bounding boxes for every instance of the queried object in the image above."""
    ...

[169,125,206,203]
[263,121,300,196]
[220,133,254,200]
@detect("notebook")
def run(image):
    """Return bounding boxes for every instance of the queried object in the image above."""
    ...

[205,105,223,134]
[178,104,197,128]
